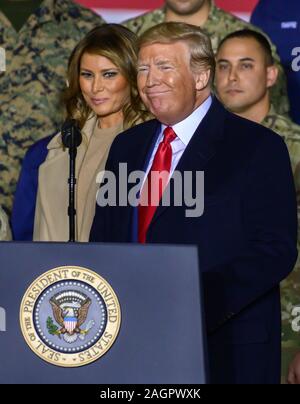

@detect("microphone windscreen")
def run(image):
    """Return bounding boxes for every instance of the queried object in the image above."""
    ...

[61,119,82,148]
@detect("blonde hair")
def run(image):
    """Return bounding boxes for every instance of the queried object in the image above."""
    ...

[138,22,215,85]
[63,24,149,130]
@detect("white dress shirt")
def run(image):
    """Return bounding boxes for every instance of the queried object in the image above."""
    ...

[143,95,212,185]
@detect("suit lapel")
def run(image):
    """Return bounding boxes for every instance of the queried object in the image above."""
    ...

[126,120,161,242]
[150,97,227,226]
[126,119,161,174]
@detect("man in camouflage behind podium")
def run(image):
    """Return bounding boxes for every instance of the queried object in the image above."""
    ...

[0,0,105,214]
[215,28,300,382]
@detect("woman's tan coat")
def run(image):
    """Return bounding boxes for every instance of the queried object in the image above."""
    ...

[34,116,122,242]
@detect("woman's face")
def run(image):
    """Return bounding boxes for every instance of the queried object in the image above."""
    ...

[79,52,130,127]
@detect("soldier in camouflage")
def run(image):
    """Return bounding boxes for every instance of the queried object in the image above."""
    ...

[262,111,300,382]
[0,0,105,214]
[215,29,300,383]
[123,0,289,117]
[0,205,11,240]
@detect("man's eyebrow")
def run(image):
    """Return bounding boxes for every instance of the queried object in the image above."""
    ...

[155,59,172,65]
[238,57,255,62]
[216,58,230,64]
[137,59,174,67]
[217,57,255,63]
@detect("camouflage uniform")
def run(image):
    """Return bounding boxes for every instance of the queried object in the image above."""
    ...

[123,1,289,117]
[0,205,11,240]
[0,0,105,214]
[262,105,300,382]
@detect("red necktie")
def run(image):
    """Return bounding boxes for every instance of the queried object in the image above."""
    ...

[138,126,177,243]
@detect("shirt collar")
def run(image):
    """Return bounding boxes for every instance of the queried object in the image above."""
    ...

[161,95,212,145]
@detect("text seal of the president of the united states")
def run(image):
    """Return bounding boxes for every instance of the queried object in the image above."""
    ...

[20,266,121,367]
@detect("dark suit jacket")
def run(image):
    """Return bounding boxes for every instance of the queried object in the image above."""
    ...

[90,97,298,383]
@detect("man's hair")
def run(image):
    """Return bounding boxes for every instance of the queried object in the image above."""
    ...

[138,22,215,85]
[218,29,274,66]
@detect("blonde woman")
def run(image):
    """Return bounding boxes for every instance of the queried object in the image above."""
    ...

[13,24,148,242]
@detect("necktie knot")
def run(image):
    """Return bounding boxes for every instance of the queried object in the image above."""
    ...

[163,126,177,144]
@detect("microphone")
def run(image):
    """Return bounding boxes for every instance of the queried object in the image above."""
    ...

[60,119,82,242]
[61,119,82,148]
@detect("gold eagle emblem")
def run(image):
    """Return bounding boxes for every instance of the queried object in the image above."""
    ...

[49,291,94,343]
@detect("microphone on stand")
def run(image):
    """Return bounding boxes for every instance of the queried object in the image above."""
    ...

[62,119,82,149]
[61,119,82,242]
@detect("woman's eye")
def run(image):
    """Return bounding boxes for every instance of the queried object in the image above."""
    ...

[103,71,118,78]
[80,72,93,78]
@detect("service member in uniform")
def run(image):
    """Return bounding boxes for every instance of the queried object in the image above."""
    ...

[215,29,300,382]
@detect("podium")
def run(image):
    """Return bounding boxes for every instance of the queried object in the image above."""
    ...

[0,242,207,384]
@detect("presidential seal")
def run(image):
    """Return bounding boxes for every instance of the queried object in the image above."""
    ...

[20,266,121,367]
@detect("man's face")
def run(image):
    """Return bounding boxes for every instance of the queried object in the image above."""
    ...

[215,37,277,114]
[137,41,208,125]
[166,0,207,15]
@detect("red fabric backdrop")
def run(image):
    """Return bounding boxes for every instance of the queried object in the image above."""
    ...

[75,0,258,12]
[75,0,259,21]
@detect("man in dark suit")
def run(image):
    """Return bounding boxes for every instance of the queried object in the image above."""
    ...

[90,22,298,384]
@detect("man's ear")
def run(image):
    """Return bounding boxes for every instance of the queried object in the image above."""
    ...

[266,65,278,89]
[195,69,211,91]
